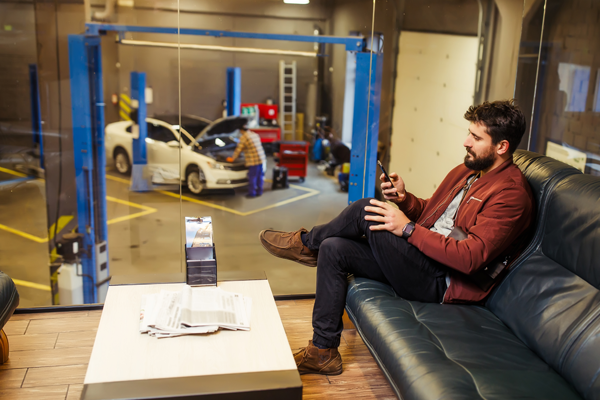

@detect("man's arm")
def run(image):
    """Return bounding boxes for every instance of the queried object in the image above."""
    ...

[408,184,532,275]
[230,134,247,161]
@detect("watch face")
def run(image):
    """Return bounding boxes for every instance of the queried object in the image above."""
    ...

[403,223,415,235]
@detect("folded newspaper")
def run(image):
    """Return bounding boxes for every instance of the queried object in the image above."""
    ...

[139,286,252,338]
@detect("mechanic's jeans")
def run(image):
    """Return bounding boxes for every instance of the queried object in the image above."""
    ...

[247,164,263,196]
[304,198,448,348]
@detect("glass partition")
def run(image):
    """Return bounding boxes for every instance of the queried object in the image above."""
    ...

[516,0,600,174]
[386,0,527,199]
[0,0,382,308]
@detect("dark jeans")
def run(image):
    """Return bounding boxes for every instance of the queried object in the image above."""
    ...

[247,164,263,196]
[304,198,448,348]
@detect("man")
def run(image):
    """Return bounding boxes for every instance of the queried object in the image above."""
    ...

[259,100,534,376]
[226,119,266,198]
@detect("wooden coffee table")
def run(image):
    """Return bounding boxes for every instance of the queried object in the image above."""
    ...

[82,274,302,399]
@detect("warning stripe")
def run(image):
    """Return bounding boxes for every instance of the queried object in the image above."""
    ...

[119,93,132,121]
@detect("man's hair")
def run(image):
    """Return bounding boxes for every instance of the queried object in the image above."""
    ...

[464,99,526,154]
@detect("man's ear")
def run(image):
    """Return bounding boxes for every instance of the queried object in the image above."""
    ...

[497,140,510,156]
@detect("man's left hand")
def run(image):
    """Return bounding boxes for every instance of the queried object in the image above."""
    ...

[364,199,411,237]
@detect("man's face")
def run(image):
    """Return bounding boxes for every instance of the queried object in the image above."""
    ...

[463,123,497,171]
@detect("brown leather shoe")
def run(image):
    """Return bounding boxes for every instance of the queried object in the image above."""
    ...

[293,341,342,375]
[259,228,317,267]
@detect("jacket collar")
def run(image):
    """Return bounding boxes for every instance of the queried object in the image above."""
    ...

[467,156,515,185]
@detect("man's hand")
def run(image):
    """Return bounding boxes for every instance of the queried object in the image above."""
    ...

[226,157,234,163]
[364,199,411,237]
[380,172,407,203]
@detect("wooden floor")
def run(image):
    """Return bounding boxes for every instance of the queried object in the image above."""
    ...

[0,300,396,399]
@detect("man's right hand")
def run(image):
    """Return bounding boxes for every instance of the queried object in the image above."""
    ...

[380,172,406,203]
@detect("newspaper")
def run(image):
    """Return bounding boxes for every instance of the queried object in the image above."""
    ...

[139,286,251,338]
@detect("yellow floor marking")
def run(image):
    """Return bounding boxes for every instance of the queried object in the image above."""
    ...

[0,194,157,243]
[156,190,247,216]
[12,279,52,292]
[106,174,132,185]
[106,173,321,217]
[107,209,157,225]
[0,223,48,243]
[0,166,28,178]
[105,195,157,224]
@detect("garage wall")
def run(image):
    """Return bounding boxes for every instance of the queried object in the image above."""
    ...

[389,32,478,198]
[0,2,37,125]
[327,0,401,164]
[110,1,331,123]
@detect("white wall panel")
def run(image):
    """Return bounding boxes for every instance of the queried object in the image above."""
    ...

[390,31,478,198]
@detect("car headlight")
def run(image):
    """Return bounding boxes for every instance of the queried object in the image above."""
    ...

[207,161,227,170]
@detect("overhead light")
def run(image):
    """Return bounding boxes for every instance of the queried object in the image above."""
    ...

[284,0,309,4]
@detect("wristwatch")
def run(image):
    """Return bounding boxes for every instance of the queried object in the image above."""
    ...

[402,222,416,239]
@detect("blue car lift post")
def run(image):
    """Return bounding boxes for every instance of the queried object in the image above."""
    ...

[67,24,382,302]
[226,67,242,117]
[29,64,44,170]
[129,71,150,192]
[68,34,110,303]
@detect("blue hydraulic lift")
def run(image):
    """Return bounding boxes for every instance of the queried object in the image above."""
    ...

[226,67,242,117]
[129,71,150,192]
[67,23,383,302]
[29,64,44,170]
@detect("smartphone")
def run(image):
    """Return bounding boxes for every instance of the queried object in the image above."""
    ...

[377,160,399,197]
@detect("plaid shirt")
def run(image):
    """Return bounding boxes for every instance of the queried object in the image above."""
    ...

[232,130,266,167]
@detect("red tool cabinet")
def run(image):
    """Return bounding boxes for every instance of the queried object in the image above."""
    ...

[275,141,309,182]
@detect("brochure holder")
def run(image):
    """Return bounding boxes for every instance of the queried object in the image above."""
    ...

[185,245,217,286]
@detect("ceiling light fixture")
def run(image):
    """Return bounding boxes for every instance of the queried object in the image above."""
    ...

[284,0,309,4]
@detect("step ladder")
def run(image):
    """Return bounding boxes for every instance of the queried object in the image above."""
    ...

[279,60,296,141]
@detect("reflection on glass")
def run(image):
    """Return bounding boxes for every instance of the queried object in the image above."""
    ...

[518,0,600,175]
[1,1,384,307]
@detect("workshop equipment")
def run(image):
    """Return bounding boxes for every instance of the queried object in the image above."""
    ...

[274,141,309,182]
[272,166,289,190]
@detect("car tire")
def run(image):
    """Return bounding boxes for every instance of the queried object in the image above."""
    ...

[186,166,206,195]
[114,148,131,175]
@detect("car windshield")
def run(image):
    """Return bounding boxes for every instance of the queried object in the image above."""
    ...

[153,115,210,145]
[194,118,241,142]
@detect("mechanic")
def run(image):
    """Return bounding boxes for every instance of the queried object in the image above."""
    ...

[227,119,266,198]
[259,100,535,375]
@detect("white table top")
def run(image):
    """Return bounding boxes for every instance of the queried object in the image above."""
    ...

[84,280,297,385]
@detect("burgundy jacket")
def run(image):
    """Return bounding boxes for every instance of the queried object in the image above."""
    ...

[400,157,535,304]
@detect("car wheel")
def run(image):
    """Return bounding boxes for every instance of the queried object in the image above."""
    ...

[114,149,131,175]
[186,166,206,195]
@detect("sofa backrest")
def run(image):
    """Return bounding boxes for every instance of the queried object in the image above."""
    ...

[488,154,600,399]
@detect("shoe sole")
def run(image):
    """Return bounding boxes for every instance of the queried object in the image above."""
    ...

[258,230,317,268]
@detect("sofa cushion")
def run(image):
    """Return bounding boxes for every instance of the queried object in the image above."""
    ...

[512,150,580,208]
[346,277,581,400]
[0,271,19,330]
[488,173,600,398]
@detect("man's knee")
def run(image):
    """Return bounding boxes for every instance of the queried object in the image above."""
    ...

[318,238,346,268]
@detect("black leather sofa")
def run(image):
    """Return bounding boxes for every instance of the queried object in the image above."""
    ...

[345,150,600,400]
[0,271,19,364]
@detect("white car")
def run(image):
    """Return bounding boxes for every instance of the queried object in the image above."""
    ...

[105,115,250,194]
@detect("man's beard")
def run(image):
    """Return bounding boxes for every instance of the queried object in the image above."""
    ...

[464,148,496,171]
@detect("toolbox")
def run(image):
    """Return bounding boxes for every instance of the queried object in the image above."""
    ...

[273,141,309,182]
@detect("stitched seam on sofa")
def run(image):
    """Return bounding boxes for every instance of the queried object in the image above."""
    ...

[344,304,404,400]
[558,309,600,373]
[487,169,572,306]
[406,301,487,400]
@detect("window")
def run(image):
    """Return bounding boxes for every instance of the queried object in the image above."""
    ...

[147,123,176,143]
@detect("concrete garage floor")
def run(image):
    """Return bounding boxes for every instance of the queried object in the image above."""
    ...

[0,157,348,307]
